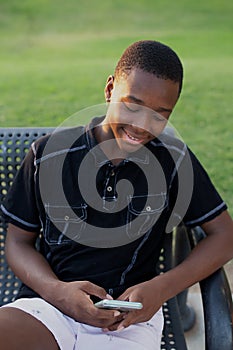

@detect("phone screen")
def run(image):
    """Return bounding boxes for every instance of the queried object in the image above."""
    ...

[95,299,143,312]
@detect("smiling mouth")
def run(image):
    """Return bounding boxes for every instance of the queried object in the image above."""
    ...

[122,127,146,144]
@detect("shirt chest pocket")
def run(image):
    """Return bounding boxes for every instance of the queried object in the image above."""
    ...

[44,204,87,245]
[127,193,167,239]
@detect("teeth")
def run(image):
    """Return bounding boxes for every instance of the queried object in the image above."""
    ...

[125,129,139,141]
[128,134,138,141]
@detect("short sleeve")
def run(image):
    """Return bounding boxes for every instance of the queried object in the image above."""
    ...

[1,145,41,232]
[182,148,227,227]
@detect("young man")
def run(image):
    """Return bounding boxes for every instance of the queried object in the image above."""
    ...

[0,40,233,350]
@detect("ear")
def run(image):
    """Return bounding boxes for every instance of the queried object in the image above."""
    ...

[104,75,115,102]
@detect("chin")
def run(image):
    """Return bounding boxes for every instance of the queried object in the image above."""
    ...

[117,139,145,155]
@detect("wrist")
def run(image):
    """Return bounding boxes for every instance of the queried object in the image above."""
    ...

[150,270,184,303]
[40,279,66,304]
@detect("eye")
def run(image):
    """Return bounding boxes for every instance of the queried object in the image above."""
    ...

[123,102,140,112]
[153,113,166,122]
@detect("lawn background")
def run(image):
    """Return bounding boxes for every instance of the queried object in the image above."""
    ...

[0,0,232,214]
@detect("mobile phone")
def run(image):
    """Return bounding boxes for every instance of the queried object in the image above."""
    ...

[95,299,143,312]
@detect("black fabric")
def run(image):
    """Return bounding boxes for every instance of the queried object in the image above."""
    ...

[1,117,227,300]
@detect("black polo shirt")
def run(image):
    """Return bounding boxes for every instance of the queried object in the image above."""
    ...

[1,117,227,299]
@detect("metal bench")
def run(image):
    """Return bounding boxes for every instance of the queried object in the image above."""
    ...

[0,127,232,349]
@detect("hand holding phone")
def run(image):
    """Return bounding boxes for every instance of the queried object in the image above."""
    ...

[95,299,143,312]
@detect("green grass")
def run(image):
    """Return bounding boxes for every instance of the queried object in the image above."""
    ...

[0,0,232,214]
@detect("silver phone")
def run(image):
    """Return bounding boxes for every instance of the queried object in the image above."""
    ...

[95,299,143,312]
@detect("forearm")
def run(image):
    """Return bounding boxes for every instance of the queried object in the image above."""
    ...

[113,229,233,332]
[5,224,123,327]
[154,211,233,303]
[5,225,61,302]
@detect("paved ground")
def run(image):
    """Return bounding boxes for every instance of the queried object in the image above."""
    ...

[185,289,205,349]
[225,259,233,291]
[185,260,233,349]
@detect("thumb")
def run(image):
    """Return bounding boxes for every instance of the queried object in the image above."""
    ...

[81,281,113,300]
[117,290,130,302]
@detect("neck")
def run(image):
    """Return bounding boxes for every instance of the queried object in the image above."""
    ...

[94,123,126,166]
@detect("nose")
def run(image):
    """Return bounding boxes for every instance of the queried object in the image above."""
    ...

[132,110,167,138]
[132,110,153,135]
[130,124,150,137]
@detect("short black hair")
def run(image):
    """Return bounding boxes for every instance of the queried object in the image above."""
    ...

[114,40,183,95]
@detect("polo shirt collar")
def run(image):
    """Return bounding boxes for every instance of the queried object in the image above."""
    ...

[85,116,150,167]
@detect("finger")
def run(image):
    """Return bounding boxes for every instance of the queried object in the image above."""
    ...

[94,308,122,320]
[102,322,121,332]
[102,317,126,332]
[81,306,122,328]
[116,311,139,330]
[101,311,127,331]
[81,281,112,300]
[90,303,126,323]
[117,290,130,301]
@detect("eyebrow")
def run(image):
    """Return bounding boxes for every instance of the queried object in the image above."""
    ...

[123,95,172,113]
[124,95,144,104]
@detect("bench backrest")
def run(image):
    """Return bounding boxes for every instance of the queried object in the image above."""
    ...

[0,128,54,304]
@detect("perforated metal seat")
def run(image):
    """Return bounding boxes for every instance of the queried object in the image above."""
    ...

[0,127,232,349]
[0,128,53,305]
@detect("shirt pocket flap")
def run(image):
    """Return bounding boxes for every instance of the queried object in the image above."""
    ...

[46,204,87,223]
[128,193,167,215]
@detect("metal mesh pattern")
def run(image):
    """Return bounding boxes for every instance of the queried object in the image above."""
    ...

[157,244,188,350]
[0,128,53,305]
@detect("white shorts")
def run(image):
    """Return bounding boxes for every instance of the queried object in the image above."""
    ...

[3,298,164,350]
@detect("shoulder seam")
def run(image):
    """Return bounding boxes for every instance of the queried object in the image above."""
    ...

[35,144,87,164]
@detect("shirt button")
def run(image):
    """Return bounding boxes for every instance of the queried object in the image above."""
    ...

[146,206,152,212]
[64,215,69,221]
[107,186,113,192]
